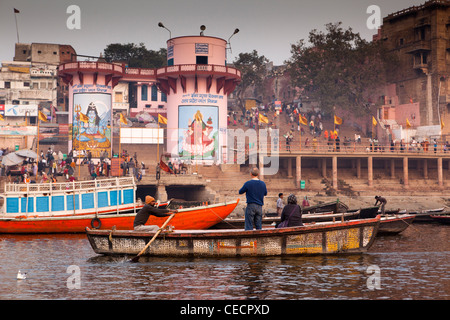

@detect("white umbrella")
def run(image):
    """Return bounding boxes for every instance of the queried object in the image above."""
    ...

[1,153,25,166]
[15,149,37,159]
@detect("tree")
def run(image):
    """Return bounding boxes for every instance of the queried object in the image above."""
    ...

[232,50,269,112]
[103,43,167,68]
[286,22,395,116]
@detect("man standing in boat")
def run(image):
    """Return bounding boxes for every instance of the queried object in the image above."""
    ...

[133,196,177,232]
[374,196,387,214]
[239,167,267,230]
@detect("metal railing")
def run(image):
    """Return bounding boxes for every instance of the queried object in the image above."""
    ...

[5,177,135,195]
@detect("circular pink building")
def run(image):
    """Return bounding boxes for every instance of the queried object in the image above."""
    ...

[156,35,241,163]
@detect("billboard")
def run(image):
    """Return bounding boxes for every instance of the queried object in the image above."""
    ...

[72,93,111,157]
[4,104,38,117]
[178,105,218,160]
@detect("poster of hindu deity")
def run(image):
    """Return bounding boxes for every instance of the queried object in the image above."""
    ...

[178,105,218,160]
[72,93,111,157]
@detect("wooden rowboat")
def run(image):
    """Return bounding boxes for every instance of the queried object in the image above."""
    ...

[302,200,348,214]
[86,216,380,257]
[430,213,450,225]
[211,211,361,229]
[0,199,239,234]
[212,210,412,235]
[377,214,415,235]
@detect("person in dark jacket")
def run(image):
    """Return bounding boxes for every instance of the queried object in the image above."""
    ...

[279,194,303,227]
[239,167,267,230]
[133,196,177,232]
[374,196,387,214]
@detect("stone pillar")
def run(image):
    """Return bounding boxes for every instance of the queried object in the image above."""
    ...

[390,159,395,178]
[368,156,373,187]
[332,156,338,189]
[296,156,301,188]
[423,159,428,179]
[322,158,327,178]
[438,157,443,188]
[287,158,293,178]
[156,184,168,202]
[403,157,409,188]
[356,158,361,179]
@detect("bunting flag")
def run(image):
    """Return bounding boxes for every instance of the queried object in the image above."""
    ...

[406,118,411,129]
[158,114,168,125]
[299,115,308,126]
[334,115,342,125]
[441,118,445,130]
[160,159,174,174]
[258,113,269,124]
[372,116,377,127]
[38,110,48,122]
[119,113,128,125]
[79,112,89,123]
[0,114,4,121]
[14,8,20,13]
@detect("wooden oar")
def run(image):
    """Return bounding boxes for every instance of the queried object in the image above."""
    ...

[130,213,176,263]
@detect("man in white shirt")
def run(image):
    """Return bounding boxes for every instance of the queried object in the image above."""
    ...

[276,193,284,216]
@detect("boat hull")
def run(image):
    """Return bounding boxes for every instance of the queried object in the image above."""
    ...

[430,214,450,225]
[302,200,349,214]
[86,216,380,257]
[210,211,361,229]
[378,214,415,235]
[0,200,239,234]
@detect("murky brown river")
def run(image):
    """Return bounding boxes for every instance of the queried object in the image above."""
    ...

[0,223,448,301]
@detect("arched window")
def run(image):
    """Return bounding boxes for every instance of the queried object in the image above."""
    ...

[141,85,148,101]
[151,85,158,101]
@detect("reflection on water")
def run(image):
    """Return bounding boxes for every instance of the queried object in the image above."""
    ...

[0,224,448,300]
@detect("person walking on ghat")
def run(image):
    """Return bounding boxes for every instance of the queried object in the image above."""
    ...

[133,196,177,232]
[239,167,267,230]
[276,193,284,216]
[374,195,387,214]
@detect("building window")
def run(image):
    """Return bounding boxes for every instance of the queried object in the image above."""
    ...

[115,92,123,103]
[151,85,158,101]
[196,56,208,65]
[23,82,30,87]
[12,100,20,105]
[158,105,164,109]
[168,58,174,66]
[145,104,151,108]
[141,85,148,101]
[5,82,10,89]
[161,92,167,102]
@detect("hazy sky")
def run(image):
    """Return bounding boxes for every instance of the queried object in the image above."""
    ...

[0,0,425,65]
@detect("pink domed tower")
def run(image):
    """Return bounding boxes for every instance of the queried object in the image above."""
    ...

[156,34,241,163]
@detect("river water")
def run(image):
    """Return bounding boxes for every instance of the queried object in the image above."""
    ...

[0,223,448,301]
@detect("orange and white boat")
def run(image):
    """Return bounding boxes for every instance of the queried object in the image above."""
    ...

[0,199,239,234]
[0,176,238,233]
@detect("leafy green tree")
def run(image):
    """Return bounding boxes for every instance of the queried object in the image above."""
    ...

[232,50,269,112]
[286,22,395,116]
[103,43,167,68]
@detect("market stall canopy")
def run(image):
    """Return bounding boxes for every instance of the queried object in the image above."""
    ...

[1,152,25,166]
[15,149,37,159]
